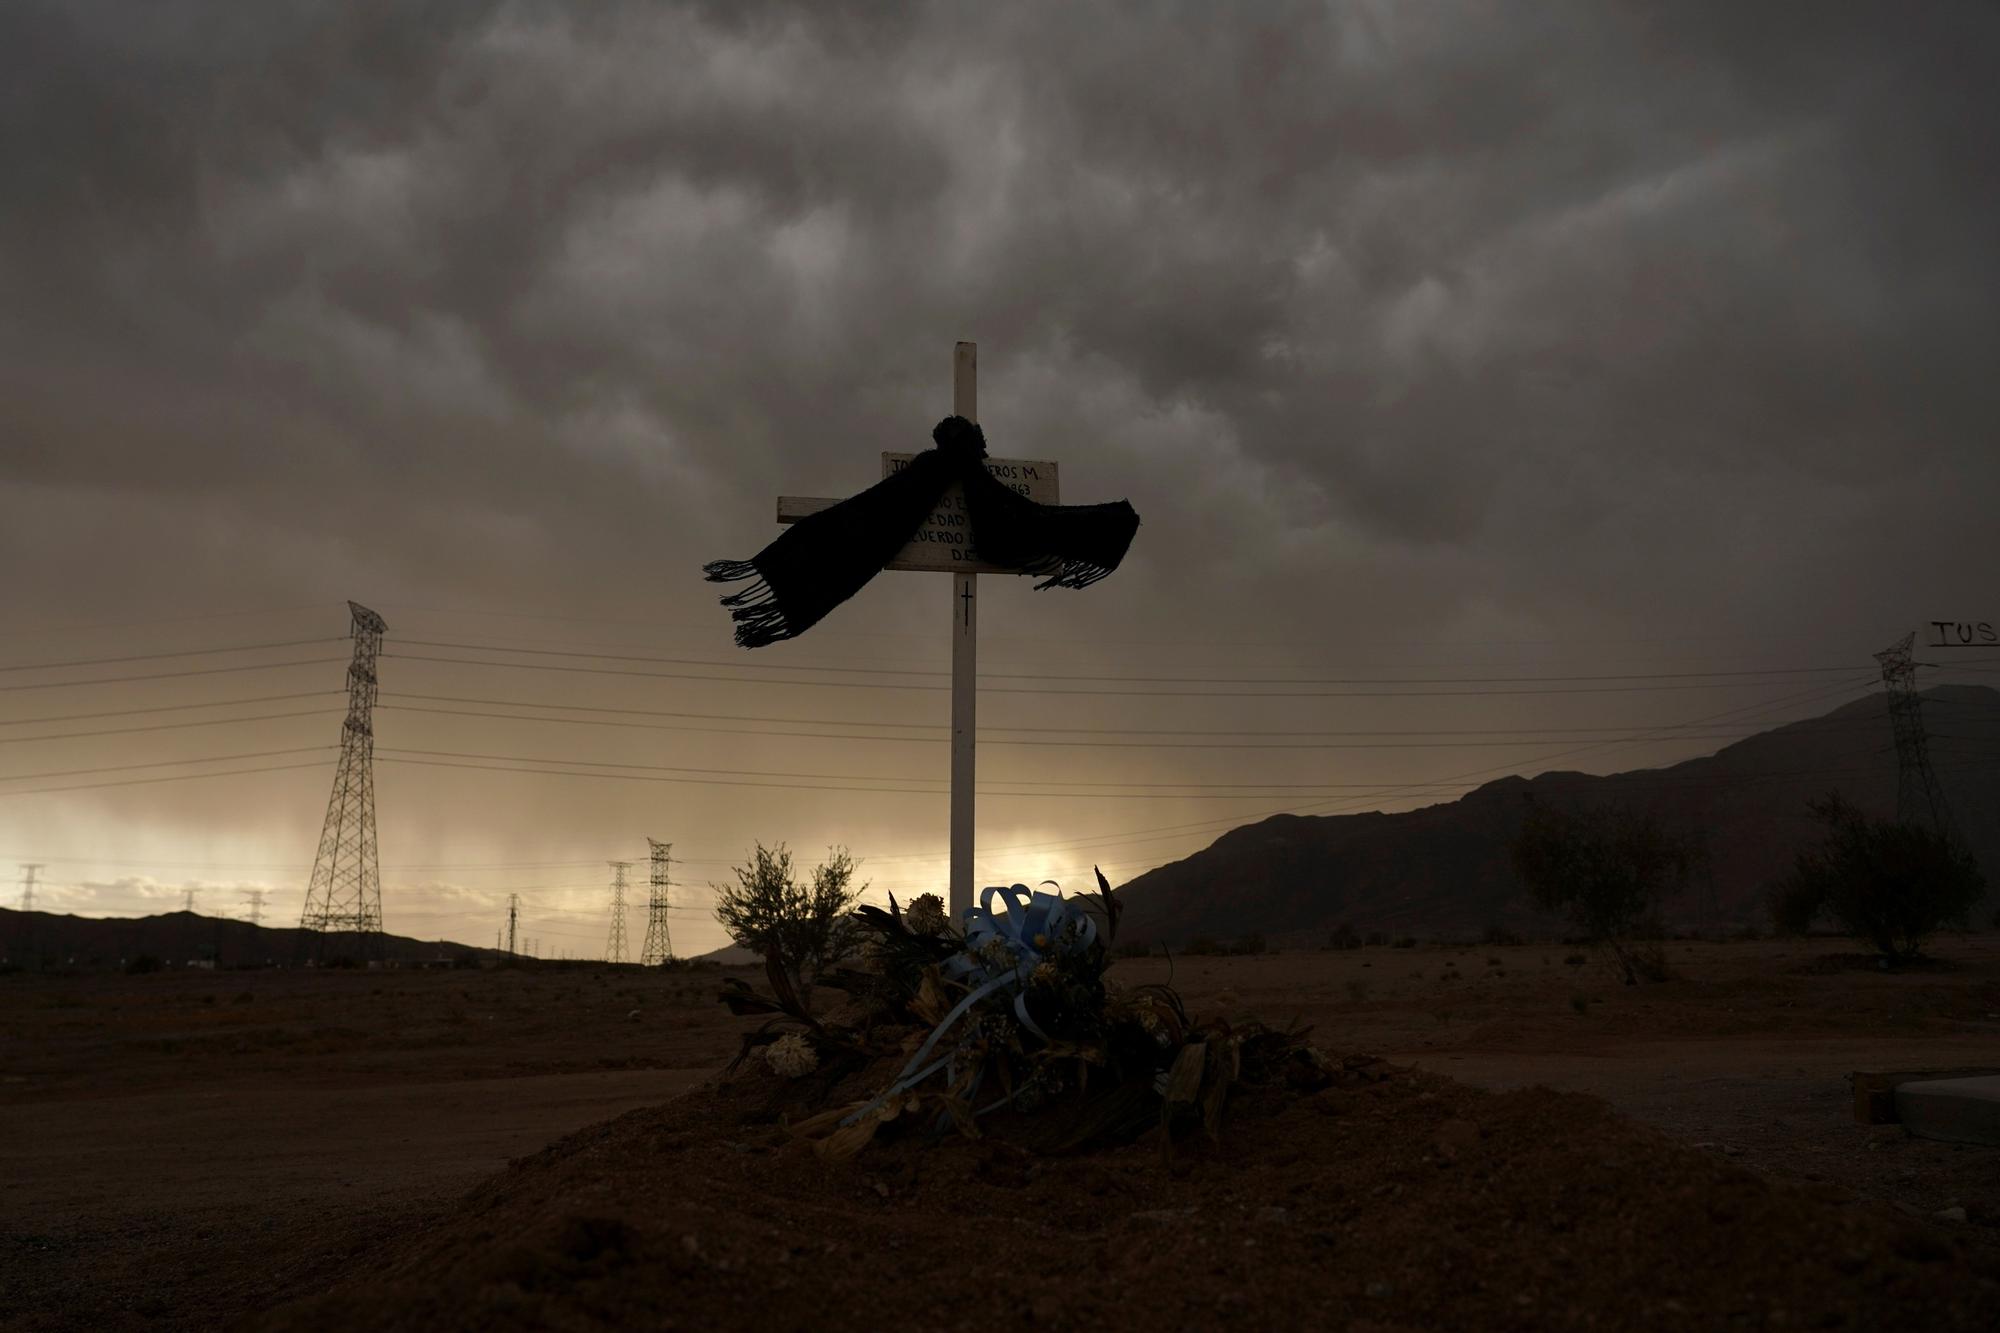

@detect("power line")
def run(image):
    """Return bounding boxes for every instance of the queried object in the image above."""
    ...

[0,708,342,746]
[0,603,337,640]
[0,638,342,674]
[382,652,1871,698]
[0,691,343,728]
[374,689,1900,738]
[377,700,1881,751]
[0,761,333,800]
[368,745,1958,806]
[0,746,333,785]
[0,659,345,693]
[368,744,1770,793]
[373,755,1332,800]
[0,686,1916,754]
[389,639,1867,687]
[373,601,1872,652]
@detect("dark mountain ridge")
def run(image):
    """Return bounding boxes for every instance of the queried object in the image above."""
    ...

[0,908,502,971]
[1114,685,2000,946]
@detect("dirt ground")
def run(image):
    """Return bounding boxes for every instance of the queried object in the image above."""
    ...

[2,936,1996,1330]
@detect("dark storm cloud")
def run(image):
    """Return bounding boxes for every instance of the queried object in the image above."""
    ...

[5,0,1994,639]
[4,1,1998,946]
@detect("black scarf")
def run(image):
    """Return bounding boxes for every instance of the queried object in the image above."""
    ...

[703,417,1140,649]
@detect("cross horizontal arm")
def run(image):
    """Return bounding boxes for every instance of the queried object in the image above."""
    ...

[773,496,1033,575]
[776,496,838,524]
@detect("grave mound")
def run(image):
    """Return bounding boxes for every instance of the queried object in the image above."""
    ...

[262,1057,1999,1331]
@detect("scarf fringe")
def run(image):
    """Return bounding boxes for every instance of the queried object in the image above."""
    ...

[702,559,760,584]
[1024,557,1119,592]
[728,601,793,649]
[702,561,796,648]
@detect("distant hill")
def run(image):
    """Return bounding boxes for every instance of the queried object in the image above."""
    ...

[691,942,763,966]
[1114,685,2000,947]
[0,909,503,970]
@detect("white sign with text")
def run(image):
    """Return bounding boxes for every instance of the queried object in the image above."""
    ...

[878,453,1060,573]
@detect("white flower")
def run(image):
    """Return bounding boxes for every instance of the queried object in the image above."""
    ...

[765,1033,818,1078]
[905,893,947,936]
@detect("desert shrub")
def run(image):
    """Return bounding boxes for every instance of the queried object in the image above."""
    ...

[1365,931,1390,947]
[1183,935,1222,956]
[1511,799,1696,985]
[1232,933,1268,956]
[1327,922,1362,950]
[1482,923,1523,947]
[124,954,162,975]
[1392,936,1417,949]
[1114,941,1151,959]
[1766,874,1823,937]
[1563,953,1587,967]
[713,842,865,999]
[1767,792,1985,962]
[1570,994,1591,1015]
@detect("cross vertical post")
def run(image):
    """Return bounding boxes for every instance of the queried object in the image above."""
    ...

[950,340,977,920]
[753,342,1123,922]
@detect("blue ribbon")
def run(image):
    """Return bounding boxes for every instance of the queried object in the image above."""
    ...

[838,883,1099,1128]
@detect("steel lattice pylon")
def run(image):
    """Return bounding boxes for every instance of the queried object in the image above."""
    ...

[641,839,674,965]
[1874,631,1955,837]
[301,602,387,953]
[605,861,631,963]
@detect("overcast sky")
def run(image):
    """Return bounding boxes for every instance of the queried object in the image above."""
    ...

[3,1,1995,956]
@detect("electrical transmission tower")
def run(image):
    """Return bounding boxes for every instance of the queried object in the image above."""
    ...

[300,602,388,956]
[182,887,199,914]
[18,864,43,912]
[605,861,631,963]
[1875,631,1956,837]
[506,893,521,956]
[242,889,266,927]
[641,839,675,965]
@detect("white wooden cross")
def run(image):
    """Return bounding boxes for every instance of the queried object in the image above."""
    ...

[774,342,1060,920]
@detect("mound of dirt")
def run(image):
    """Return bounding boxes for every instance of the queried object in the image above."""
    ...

[261,1059,1998,1331]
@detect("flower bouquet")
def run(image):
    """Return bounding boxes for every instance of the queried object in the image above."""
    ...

[718,868,1332,1159]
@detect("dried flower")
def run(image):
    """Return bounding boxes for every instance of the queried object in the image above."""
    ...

[765,1032,818,1078]
[1031,961,1060,989]
[979,936,1018,972]
[904,893,947,936]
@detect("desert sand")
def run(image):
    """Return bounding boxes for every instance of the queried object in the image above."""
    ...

[3,937,1996,1329]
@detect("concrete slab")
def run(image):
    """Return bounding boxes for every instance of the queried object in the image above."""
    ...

[1894,1075,2000,1147]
